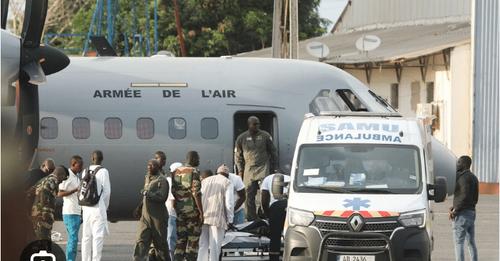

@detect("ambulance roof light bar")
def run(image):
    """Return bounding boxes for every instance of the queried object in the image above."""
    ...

[315,111,402,118]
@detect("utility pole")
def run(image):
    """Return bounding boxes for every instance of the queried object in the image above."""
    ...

[271,0,283,58]
[172,0,187,56]
[271,0,298,59]
[289,0,298,59]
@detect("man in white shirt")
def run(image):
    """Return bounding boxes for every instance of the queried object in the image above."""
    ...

[167,162,182,260]
[58,155,84,261]
[81,150,111,261]
[227,173,246,225]
[261,173,290,261]
[198,164,234,261]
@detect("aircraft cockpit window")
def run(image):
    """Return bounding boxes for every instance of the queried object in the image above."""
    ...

[105,117,123,139]
[137,118,155,139]
[336,89,368,112]
[309,89,350,114]
[169,118,186,139]
[72,117,90,139]
[201,118,218,140]
[40,117,58,139]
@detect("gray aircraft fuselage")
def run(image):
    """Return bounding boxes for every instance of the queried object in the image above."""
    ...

[34,56,455,220]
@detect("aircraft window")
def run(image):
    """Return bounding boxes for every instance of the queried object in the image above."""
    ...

[105,117,122,139]
[169,118,186,139]
[201,118,218,139]
[137,118,154,139]
[72,117,90,139]
[40,117,58,139]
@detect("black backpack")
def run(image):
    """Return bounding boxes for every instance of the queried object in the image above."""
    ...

[78,167,103,206]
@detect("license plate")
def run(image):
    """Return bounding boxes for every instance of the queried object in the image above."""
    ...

[337,255,375,261]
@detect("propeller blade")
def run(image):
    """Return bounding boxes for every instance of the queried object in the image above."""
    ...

[22,61,46,85]
[1,0,9,29]
[1,30,20,106]
[21,0,48,48]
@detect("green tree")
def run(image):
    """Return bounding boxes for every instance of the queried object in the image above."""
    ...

[45,0,330,56]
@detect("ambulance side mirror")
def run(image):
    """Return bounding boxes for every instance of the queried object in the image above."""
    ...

[428,176,447,203]
[271,174,287,200]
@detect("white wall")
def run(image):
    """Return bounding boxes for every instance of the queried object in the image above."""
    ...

[344,54,444,117]
[449,44,472,156]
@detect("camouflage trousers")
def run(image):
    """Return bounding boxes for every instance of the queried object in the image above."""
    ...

[32,218,52,240]
[174,212,202,261]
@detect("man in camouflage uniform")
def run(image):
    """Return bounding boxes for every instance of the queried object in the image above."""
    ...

[31,166,69,240]
[235,116,278,221]
[172,151,203,261]
[134,159,170,261]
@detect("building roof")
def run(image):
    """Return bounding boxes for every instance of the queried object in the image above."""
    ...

[331,0,470,34]
[237,22,470,64]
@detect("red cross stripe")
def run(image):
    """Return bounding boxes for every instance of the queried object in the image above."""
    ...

[314,210,400,218]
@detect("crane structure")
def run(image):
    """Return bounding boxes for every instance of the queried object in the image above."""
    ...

[82,0,159,56]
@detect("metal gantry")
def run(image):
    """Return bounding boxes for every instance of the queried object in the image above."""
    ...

[82,0,159,56]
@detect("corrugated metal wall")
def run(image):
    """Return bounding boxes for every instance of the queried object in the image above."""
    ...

[472,0,499,183]
[334,0,470,33]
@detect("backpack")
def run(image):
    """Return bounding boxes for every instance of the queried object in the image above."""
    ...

[78,166,103,206]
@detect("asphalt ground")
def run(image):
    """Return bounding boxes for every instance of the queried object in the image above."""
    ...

[51,195,498,261]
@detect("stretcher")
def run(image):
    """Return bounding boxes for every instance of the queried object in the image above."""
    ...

[221,231,272,260]
[221,221,282,261]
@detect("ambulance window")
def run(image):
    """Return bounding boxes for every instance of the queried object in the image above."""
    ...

[201,118,218,139]
[335,89,368,112]
[105,117,122,139]
[169,118,186,139]
[40,117,58,139]
[137,118,154,139]
[72,117,90,139]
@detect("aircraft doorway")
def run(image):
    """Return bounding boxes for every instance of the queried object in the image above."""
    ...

[233,111,278,170]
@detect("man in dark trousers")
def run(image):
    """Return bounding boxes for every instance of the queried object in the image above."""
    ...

[134,159,170,261]
[261,173,290,261]
[449,155,479,261]
[235,116,278,221]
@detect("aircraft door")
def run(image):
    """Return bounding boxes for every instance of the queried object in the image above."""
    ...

[233,111,279,172]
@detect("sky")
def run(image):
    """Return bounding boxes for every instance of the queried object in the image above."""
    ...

[318,0,348,33]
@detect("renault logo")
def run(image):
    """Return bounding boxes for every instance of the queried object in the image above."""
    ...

[348,214,365,232]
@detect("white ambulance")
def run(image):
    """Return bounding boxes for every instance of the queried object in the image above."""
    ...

[279,112,448,261]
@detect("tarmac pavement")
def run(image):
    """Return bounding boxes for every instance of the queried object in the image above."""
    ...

[52,195,498,261]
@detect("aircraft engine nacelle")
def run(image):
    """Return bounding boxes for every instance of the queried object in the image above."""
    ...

[431,136,457,195]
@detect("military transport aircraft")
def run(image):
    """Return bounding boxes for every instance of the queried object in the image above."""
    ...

[1,0,456,220]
